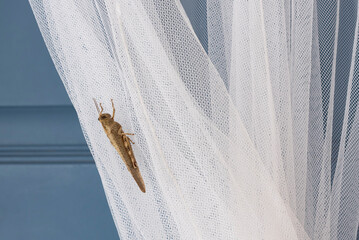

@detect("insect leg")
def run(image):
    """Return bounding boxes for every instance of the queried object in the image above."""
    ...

[127,136,135,144]
[126,148,138,168]
[121,133,135,144]
[111,99,115,119]
[99,103,104,114]
[124,139,137,167]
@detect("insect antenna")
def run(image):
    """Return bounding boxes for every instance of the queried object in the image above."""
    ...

[93,98,101,115]
[111,99,115,119]
[99,103,104,114]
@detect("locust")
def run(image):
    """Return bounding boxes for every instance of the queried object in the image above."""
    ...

[93,99,146,193]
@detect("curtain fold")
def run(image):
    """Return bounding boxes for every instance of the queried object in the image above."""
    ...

[29,0,359,239]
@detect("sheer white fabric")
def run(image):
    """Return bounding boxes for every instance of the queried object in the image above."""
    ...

[29,0,359,239]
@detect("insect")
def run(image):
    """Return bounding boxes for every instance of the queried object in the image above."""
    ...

[93,98,146,193]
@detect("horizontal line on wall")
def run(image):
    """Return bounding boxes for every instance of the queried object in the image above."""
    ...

[0,144,94,164]
[0,160,94,165]
[0,105,74,109]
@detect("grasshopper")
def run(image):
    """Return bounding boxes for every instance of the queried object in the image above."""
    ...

[93,99,146,193]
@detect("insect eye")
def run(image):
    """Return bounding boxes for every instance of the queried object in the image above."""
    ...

[101,116,107,119]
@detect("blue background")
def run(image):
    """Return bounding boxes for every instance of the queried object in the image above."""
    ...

[0,1,119,239]
[0,0,357,239]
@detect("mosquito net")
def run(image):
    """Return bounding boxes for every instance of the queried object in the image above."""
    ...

[29,0,359,239]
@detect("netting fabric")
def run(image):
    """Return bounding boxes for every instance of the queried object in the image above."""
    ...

[29,0,359,239]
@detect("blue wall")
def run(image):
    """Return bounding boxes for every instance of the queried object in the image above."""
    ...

[0,1,118,239]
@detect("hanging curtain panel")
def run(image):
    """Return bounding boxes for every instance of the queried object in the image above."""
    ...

[29,0,359,239]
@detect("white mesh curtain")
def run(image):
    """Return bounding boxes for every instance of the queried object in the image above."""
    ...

[29,0,359,239]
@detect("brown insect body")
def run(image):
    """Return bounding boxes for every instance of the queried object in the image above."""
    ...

[95,99,146,193]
